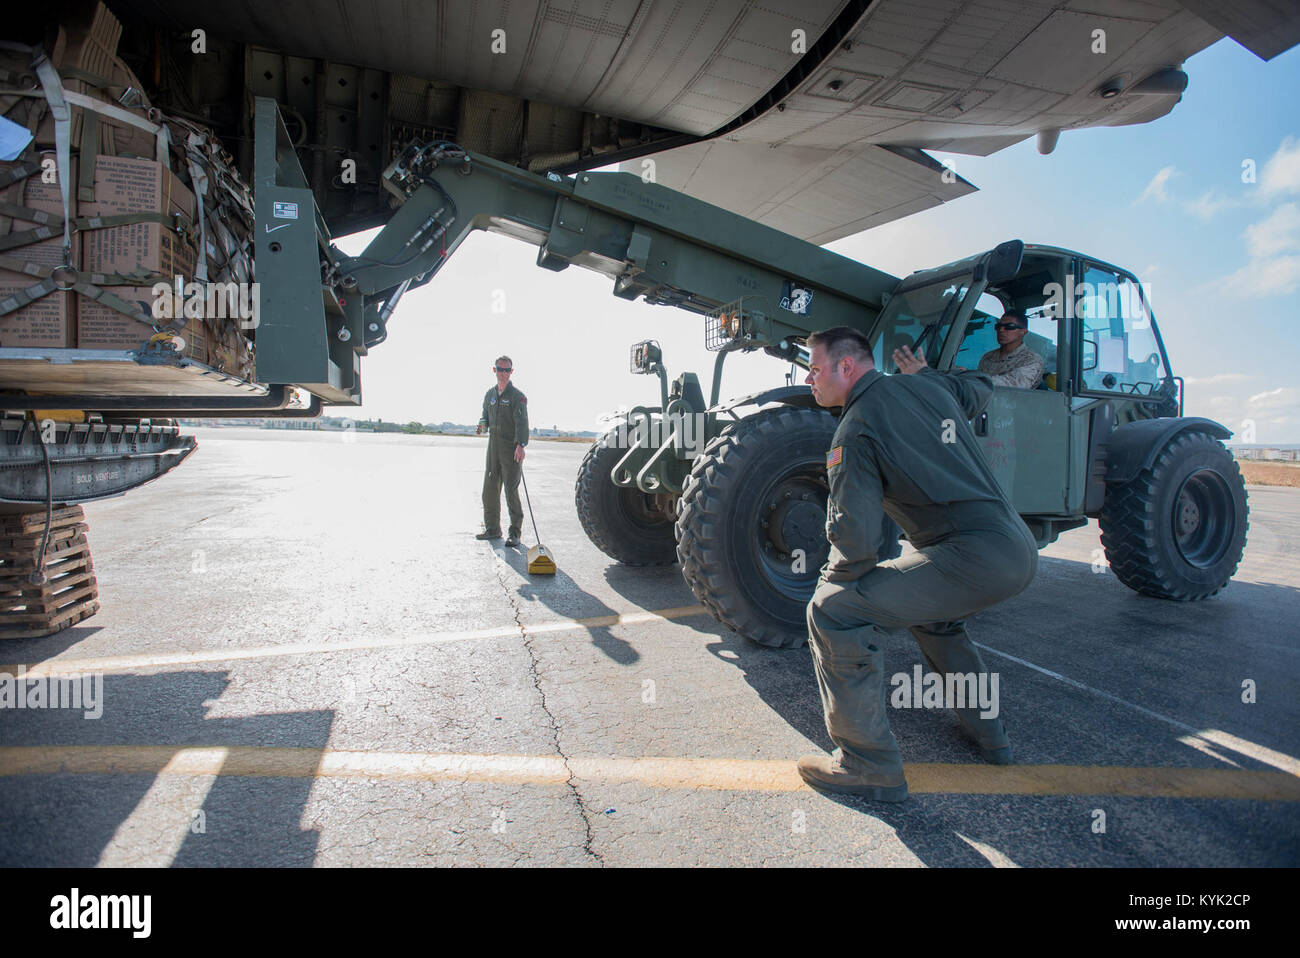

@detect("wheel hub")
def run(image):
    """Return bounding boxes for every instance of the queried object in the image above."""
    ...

[758,479,829,568]
[1171,469,1234,568]
[769,498,825,555]
[1177,494,1200,536]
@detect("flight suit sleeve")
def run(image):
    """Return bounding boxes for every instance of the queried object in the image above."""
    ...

[514,391,530,446]
[478,391,490,430]
[822,436,886,583]
[918,367,994,419]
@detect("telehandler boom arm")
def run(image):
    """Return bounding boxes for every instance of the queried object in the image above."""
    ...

[326,131,901,363]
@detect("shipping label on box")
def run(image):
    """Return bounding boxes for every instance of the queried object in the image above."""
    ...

[81,156,196,280]
[0,288,74,348]
[83,221,195,279]
[74,284,156,350]
[83,155,194,219]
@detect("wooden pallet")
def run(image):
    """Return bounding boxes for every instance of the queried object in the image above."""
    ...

[6,506,86,536]
[0,507,100,639]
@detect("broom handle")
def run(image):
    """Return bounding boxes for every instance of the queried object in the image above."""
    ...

[520,465,541,542]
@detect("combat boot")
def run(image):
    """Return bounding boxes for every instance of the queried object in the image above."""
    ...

[962,717,1013,765]
[475,530,502,540]
[796,750,908,802]
[909,622,1012,764]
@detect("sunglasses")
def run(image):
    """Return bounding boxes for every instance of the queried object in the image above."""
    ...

[494,366,513,373]
[993,322,1025,331]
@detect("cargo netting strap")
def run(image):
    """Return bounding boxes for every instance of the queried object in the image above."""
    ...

[0,252,172,288]
[29,52,72,264]
[180,130,211,283]
[0,83,169,162]
[0,44,253,336]
[78,109,99,203]
[0,45,50,200]
[61,90,167,162]
[0,53,163,160]
[0,253,182,332]
[74,277,183,333]
[166,115,255,287]
[0,158,42,190]
[58,66,135,100]
[0,81,44,142]
[0,203,192,253]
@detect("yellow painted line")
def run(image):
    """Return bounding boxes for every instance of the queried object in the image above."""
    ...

[903,763,1300,801]
[96,754,221,867]
[0,605,709,678]
[0,746,571,786]
[2,746,1298,801]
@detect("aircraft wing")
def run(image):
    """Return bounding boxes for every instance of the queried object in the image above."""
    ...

[621,0,1296,242]
[634,141,977,246]
[93,0,1300,241]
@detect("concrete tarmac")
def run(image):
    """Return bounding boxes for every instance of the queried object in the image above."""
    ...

[1,427,1296,867]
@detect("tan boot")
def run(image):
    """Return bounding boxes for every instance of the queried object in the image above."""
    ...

[796,752,908,802]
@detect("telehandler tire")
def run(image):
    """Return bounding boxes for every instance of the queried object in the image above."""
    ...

[676,406,842,648]
[575,432,678,566]
[1099,430,1248,599]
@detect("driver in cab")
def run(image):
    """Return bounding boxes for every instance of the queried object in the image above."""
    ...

[894,308,1044,389]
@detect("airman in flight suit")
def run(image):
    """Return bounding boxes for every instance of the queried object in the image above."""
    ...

[476,355,530,547]
[799,327,1038,801]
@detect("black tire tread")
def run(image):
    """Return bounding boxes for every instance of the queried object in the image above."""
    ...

[676,406,831,648]
[574,434,677,566]
[1099,430,1248,600]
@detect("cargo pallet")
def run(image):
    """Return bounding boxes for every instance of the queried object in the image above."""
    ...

[0,505,100,639]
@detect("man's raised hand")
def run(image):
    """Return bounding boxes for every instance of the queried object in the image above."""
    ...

[892,344,928,374]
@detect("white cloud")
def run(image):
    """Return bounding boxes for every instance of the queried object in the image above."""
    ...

[1183,386,1300,441]
[1244,202,1300,257]
[1219,254,1300,297]
[1136,166,1176,204]
[1260,136,1300,196]
[1247,386,1300,410]
[1215,195,1300,298]
[1183,191,1240,220]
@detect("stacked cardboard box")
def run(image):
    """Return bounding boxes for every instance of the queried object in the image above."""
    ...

[78,155,202,354]
[0,1,256,376]
[0,166,78,348]
[33,2,157,161]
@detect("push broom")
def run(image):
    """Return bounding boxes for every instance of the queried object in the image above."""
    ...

[519,467,556,574]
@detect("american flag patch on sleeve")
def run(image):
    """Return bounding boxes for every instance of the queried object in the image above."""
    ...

[826,446,843,468]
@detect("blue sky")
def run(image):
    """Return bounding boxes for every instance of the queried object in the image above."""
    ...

[343,35,1300,441]
[832,38,1300,443]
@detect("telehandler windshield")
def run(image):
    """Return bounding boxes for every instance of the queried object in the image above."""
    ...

[871,276,975,372]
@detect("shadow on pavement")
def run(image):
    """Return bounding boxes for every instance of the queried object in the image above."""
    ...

[498,545,643,665]
[0,670,332,867]
[594,548,1300,864]
[1,623,104,665]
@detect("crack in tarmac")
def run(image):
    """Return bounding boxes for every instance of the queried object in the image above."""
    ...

[491,554,605,866]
